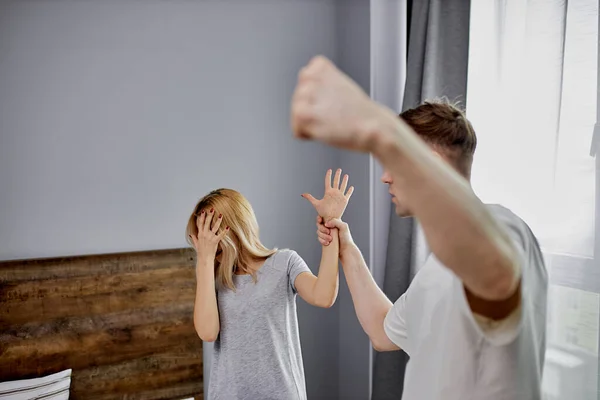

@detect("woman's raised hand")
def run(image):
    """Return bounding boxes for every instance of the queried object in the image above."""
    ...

[189,208,229,262]
[301,168,354,222]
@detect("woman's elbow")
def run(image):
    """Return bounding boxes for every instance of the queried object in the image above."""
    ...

[371,340,386,352]
[371,336,400,352]
[314,294,338,308]
[320,299,337,309]
[194,319,219,342]
[196,327,219,342]
[199,332,218,342]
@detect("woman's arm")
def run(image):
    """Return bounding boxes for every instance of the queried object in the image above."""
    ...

[295,228,340,308]
[296,168,352,308]
[193,257,220,342]
[190,209,228,342]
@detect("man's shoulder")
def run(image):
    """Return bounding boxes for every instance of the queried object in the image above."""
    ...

[484,203,522,222]
[485,204,547,277]
[484,204,532,241]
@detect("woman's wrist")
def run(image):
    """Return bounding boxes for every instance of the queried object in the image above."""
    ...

[196,256,214,270]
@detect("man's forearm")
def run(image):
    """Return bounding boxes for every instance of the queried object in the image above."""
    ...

[369,108,520,300]
[340,244,393,343]
[312,229,340,308]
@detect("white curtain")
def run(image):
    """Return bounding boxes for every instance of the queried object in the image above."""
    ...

[369,1,407,397]
[467,1,599,399]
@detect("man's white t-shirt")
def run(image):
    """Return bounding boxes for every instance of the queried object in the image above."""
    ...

[384,205,548,400]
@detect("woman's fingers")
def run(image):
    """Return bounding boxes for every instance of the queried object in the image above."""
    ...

[218,226,230,241]
[212,213,223,234]
[204,208,215,232]
[333,168,342,189]
[325,169,333,189]
[340,173,349,193]
[301,193,319,207]
[345,185,354,199]
[197,210,206,232]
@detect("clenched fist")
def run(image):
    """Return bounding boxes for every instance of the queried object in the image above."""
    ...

[291,56,384,152]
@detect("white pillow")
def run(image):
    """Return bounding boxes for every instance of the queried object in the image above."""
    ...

[0,369,71,400]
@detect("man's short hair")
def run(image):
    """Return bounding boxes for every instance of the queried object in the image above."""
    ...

[400,99,477,178]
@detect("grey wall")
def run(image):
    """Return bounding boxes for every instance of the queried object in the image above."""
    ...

[335,0,372,399]
[0,0,343,398]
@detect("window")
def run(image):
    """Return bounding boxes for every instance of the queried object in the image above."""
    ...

[467,1,599,399]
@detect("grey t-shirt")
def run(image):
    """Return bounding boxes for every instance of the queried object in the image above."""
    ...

[207,249,311,400]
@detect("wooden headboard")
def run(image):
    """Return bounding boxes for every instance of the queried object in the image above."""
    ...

[0,248,203,400]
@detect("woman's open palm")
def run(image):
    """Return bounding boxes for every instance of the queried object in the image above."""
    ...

[302,169,354,222]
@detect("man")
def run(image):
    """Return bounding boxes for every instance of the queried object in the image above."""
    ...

[293,56,547,400]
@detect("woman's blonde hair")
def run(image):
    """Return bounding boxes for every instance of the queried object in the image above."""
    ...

[185,188,277,290]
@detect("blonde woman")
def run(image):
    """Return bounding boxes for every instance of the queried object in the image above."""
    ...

[186,169,354,400]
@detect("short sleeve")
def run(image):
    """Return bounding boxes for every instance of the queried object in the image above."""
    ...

[455,205,548,346]
[384,293,410,354]
[287,250,312,293]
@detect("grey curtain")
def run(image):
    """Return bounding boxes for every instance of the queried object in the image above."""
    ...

[371,1,472,399]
